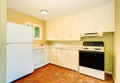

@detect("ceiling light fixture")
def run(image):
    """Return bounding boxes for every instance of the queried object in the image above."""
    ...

[40,10,48,15]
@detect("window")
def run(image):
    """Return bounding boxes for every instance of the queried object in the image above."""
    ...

[26,22,42,40]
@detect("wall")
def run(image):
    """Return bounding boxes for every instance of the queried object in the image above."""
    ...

[7,8,47,48]
[114,0,120,82]
[0,0,7,83]
[48,32,114,73]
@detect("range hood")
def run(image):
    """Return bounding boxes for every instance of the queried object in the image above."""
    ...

[81,32,103,38]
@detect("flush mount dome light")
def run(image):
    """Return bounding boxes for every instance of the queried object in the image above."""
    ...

[40,10,48,15]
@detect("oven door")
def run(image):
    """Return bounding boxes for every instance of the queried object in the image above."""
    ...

[79,50,104,71]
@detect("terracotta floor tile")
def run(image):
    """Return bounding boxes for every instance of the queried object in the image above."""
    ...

[14,64,114,83]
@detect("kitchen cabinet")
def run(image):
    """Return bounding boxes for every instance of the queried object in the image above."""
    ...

[94,3,114,32]
[67,50,79,71]
[79,9,94,33]
[49,48,57,64]
[46,20,57,40]
[79,3,114,33]
[33,47,49,69]
[49,48,79,71]
[62,16,71,40]
[46,19,64,41]
[46,15,80,41]
[33,46,79,71]
[44,47,50,64]
[56,49,68,67]
[55,18,63,40]
[62,15,80,40]
[70,15,80,40]
[46,3,114,41]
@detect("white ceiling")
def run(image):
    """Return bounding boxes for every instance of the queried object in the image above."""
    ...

[7,0,114,21]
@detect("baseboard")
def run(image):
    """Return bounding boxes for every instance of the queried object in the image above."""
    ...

[105,71,116,83]
[112,74,116,83]
[105,71,113,75]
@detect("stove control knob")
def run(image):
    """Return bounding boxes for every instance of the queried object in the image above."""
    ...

[83,47,88,49]
[94,48,101,50]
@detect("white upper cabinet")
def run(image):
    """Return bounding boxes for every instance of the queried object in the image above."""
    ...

[46,3,114,41]
[79,9,94,33]
[46,18,64,41]
[70,14,81,40]
[46,20,57,40]
[46,15,80,41]
[62,15,80,41]
[94,3,114,32]
[56,18,64,40]
[62,16,72,40]
[79,3,114,33]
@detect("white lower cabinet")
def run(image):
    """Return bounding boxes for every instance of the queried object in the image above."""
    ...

[49,48,57,64]
[67,50,79,71]
[49,48,79,71]
[56,49,68,67]
[44,48,50,64]
[33,48,49,69]
[33,47,79,71]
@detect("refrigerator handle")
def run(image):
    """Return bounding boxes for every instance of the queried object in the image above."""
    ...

[6,43,10,44]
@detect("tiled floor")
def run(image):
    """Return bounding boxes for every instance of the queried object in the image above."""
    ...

[14,64,114,83]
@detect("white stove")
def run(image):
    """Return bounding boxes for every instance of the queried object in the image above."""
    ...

[79,41,105,80]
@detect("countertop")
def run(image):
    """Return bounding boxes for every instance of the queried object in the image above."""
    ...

[34,45,82,50]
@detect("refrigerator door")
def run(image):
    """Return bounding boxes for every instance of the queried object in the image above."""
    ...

[7,44,33,83]
[7,22,33,43]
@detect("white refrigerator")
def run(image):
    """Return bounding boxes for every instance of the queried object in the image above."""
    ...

[7,22,34,83]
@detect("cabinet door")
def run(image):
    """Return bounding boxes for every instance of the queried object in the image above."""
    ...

[67,50,79,71]
[56,49,63,66]
[79,9,94,33]
[46,20,57,40]
[56,49,68,67]
[46,21,52,40]
[62,16,72,40]
[44,48,49,64]
[94,3,114,32]
[49,48,57,64]
[61,49,69,68]
[70,14,80,40]
[55,18,63,40]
